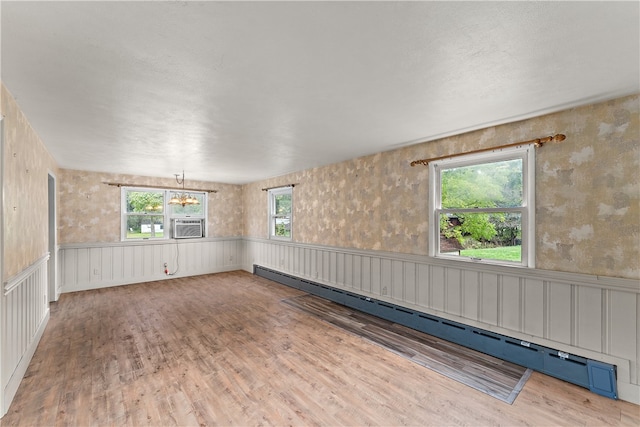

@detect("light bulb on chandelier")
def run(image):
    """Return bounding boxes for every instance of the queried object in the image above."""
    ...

[168,171,200,207]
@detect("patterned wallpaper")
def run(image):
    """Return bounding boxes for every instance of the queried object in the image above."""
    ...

[535,96,639,278]
[1,83,59,280]
[244,95,639,279]
[3,77,638,280]
[58,170,243,244]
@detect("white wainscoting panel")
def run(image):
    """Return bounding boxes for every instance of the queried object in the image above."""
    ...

[2,253,50,416]
[242,238,640,404]
[60,237,243,293]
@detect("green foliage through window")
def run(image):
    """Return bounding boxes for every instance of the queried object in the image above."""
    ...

[436,156,527,263]
[123,188,206,240]
[125,191,164,239]
[269,188,292,239]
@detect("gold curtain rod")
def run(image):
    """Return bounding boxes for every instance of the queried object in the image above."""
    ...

[261,184,297,191]
[103,182,218,193]
[410,133,566,167]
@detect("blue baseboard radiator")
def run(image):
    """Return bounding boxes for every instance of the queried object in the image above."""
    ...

[254,265,618,400]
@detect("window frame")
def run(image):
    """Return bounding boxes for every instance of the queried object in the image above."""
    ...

[268,186,293,241]
[428,145,535,267]
[121,186,207,241]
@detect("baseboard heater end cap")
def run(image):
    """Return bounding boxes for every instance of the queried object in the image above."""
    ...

[587,360,618,400]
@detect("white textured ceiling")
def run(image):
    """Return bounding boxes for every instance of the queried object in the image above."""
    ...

[2,1,638,184]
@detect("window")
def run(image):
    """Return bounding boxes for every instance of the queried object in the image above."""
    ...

[122,187,207,240]
[168,193,206,218]
[429,146,535,266]
[268,187,292,239]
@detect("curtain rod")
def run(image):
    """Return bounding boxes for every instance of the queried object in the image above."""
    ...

[103,182,218,193]
[410,134,566,167]
[261,184,297,191]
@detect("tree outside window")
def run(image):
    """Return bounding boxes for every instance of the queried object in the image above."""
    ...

[430,147,534,266]
[269,187,292,239]
[122,188,207,241]
[125,190,165,239]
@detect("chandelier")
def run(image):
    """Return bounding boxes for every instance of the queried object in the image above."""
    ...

[168,171,200,207]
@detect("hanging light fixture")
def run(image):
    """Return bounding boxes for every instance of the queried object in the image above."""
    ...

[168,171,200,207]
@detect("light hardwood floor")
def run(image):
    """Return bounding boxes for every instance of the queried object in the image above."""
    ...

[1,271,638,426]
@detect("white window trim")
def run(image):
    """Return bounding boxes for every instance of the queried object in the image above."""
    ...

[268,186,293,241]
[121,186,207,241]
[429,145,535,268]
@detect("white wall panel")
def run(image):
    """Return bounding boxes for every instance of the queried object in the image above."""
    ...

[547,282,573,344]
[370,257,381,295]
[445,268,462,317]
[101,247,113,283]
[242,238,640,404]
[577,286,603,352]
[416,263,429,307]
[353,254,363,291]
[89,247,102,284]
[500,275,521,331]
[461,270,480,321]
[523,278,544,337]
[430,265,445,311]
[336,252,345,286]
[360,256,371,294]
[381,258,391,297]
[391,260,404,301]
[344,253,353,288]
[123,246,134,279]
[2,254,50,417]
[133,246,144,278]
[77,248,90,285]
[609,290,638,363]
[480,272,499,325]
[60,238,243,293]
[322,251,331,283]
[404,262,416,303]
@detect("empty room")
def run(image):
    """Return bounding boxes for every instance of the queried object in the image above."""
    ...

[0,1,639,425]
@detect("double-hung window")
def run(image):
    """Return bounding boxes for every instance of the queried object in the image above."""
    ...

[429,146,535,267]
[268,187,292,240]
[123,188,166,240]
[122,187,207,240]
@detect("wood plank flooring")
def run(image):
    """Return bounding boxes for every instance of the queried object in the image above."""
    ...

[283,294,531,403]
[1,271,639,426]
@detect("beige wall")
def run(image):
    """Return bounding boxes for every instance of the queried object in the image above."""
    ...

[1,83,59,280]
[58,169,243,244]
[243,95,640,280]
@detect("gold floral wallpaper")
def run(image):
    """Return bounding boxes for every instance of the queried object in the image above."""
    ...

[3,76,638,281]
[2,83,59,280]
[243,94,639,280]
[58,170,243,244]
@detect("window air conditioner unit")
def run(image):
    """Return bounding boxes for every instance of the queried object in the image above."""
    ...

[172,219,203,239]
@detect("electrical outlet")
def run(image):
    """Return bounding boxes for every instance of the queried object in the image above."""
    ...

[93,268,100,275]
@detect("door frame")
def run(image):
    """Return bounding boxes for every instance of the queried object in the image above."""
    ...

[48,172,58,301]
